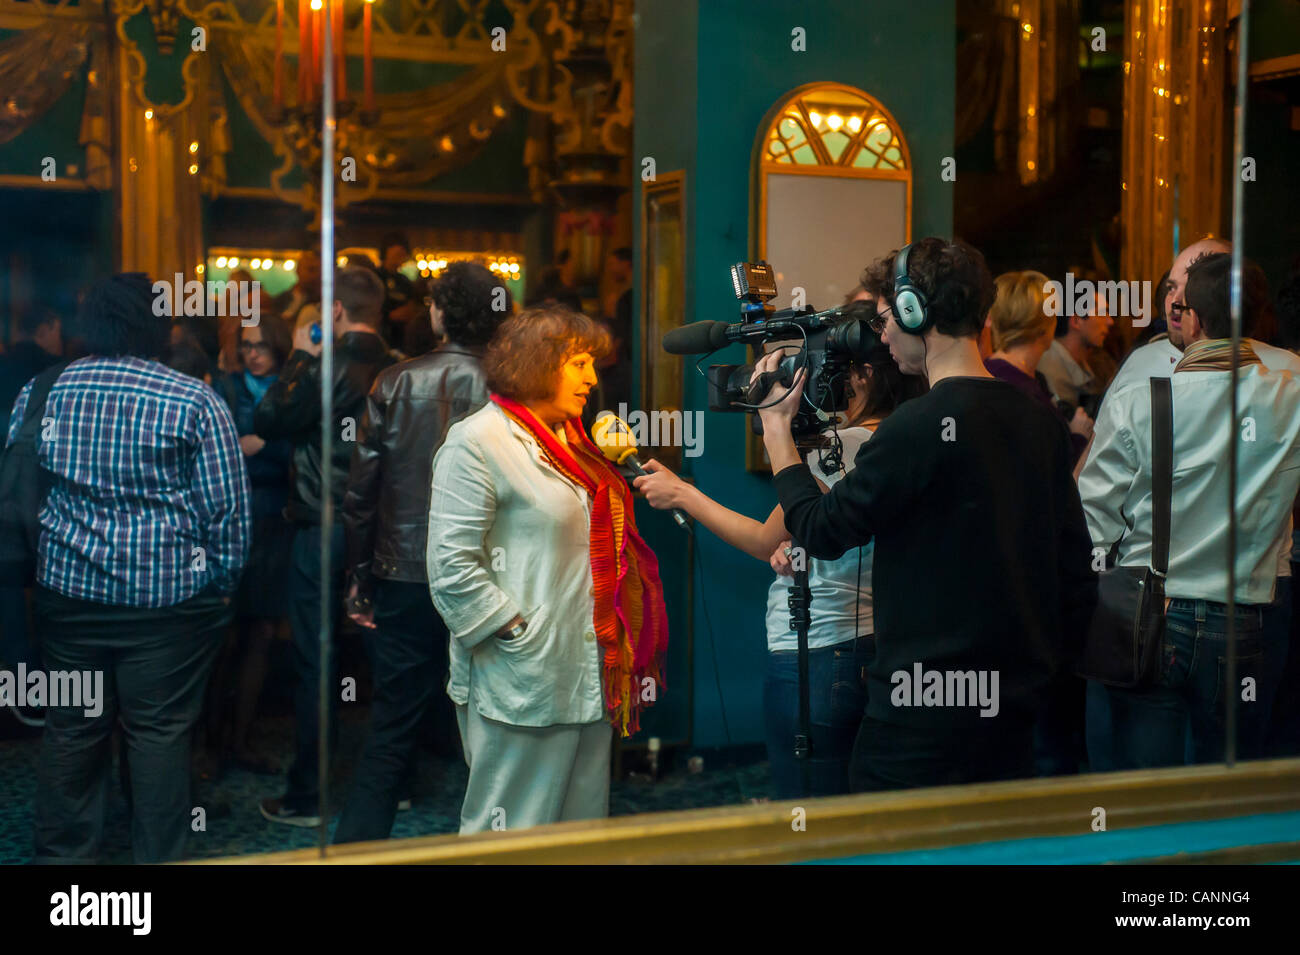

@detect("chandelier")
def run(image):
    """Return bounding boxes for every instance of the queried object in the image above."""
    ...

[266,0,378,182]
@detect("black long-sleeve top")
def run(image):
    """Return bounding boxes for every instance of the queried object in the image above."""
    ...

[773,377,1097,728]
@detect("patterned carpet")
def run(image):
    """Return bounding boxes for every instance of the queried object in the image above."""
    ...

[0,705,770,864]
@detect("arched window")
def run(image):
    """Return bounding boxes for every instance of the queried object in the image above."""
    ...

[752,83,912,311]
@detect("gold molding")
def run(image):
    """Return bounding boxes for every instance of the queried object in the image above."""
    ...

[206,757,1300,864]
[0,174,93,192]
[215,184,533,206]
[639,169,687,473]
[1250,53,1300,81]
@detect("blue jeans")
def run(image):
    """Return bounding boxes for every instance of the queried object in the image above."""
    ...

[1106,597,1269,769]
[32,585,228,863]
[1266,570,1300,757]
[762,635,871,799]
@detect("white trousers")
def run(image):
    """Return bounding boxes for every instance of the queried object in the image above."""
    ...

[455,698,612,834]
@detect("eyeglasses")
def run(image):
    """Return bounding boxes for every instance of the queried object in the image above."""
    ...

[867,305,894,335]
[238,342,272,354]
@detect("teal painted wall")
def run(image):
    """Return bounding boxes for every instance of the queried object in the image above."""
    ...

[628,0,699,747]
[637,0,955,747]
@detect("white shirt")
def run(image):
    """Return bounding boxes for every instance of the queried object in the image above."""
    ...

[1096,337,1300,578]
[1079,361,1300,604]
[427,403,604,727]
[764,427,874,651]
[1103,336,1300,406]
[1036,338,1098,407]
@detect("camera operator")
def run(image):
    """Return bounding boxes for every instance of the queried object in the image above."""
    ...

[635,327,922,798]
[753,238,1097,792]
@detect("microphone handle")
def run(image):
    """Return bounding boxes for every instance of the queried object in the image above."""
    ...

[625,454,691,531]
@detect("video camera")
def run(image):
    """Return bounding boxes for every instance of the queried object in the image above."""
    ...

[662,261,878,446]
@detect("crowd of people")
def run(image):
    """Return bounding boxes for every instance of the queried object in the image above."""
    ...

[1,228,1298,862]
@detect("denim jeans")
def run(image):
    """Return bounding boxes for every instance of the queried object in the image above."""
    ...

[1106,597,1269,769]
[1266,570,1300,757]
[283,523,345,812]
[762,635,872,799]
[32,585,228,863]
[333,579,451,844]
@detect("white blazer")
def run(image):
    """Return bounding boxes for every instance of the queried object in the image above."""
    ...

[427,402,604,727]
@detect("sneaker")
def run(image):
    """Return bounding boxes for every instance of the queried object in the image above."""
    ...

[397,798,412,812]
[259,797,321,828]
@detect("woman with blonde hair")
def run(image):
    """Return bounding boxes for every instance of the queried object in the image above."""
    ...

[985,270,1091,457]
[427,305,669,833]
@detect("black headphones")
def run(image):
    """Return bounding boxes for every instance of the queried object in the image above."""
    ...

[892,243,932,335]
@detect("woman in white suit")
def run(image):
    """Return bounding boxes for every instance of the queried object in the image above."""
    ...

[427,305,669,834]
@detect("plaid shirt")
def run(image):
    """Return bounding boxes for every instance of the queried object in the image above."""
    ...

[6,356,251,608]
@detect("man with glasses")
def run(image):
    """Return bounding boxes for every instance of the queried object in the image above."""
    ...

[1079,239,1300,771]
[1078,253,1300,767]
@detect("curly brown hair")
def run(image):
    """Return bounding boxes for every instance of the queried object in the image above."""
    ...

[860,237,996,339]
[485,305,611,401]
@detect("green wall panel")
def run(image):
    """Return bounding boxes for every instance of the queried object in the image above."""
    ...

[637,0,955,749]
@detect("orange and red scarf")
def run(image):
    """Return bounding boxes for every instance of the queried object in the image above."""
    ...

[490,394,669,736]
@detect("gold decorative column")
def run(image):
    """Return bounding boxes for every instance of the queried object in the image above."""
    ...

[1121,0,1229,287]
[111,0,217,282]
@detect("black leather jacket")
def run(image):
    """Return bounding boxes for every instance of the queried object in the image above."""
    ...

[254,331,395,524]
[343,343,490,593]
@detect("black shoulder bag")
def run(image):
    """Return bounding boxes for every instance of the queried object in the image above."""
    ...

[1077,377,1172,688]
[0,362,69,586]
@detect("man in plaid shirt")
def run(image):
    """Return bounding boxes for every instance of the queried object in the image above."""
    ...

[6,273,250,864]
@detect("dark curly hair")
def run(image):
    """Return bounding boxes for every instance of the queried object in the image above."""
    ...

[77,272,170,360]
[431,261,513,346]
[485,305,610,401]
[860,237,996,339]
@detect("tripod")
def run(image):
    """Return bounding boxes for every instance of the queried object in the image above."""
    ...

[787,536,813,798]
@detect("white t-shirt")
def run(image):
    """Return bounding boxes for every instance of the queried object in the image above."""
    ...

[764,426,874,652]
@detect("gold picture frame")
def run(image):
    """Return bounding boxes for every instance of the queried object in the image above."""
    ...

[640,170,687,473]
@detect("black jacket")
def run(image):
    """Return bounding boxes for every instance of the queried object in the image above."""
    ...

[343,344,490,594]
[254,331,395,524]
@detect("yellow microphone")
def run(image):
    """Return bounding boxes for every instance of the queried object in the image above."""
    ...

[592,411,690,531]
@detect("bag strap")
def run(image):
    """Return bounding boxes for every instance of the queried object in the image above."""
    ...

[1149,377,1172,577]
[15,361,70,442]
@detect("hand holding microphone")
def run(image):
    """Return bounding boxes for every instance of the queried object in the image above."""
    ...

[591,412,692,532]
